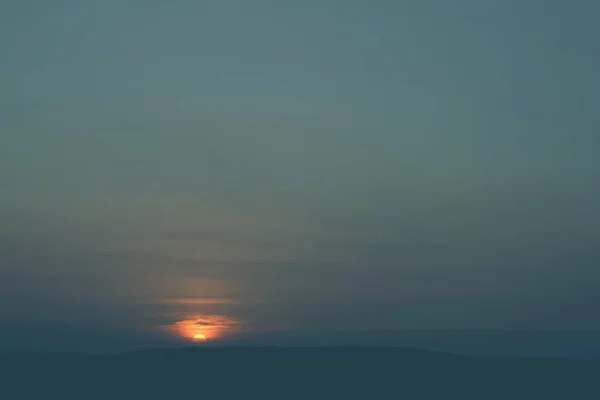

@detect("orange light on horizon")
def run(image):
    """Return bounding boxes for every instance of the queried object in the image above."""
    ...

[193,333,207,342]
[159,314,242,342]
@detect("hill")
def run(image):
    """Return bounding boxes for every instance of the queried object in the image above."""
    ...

[1,346,598,399]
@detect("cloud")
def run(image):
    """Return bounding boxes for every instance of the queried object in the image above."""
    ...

[159,298,239,305]
[158,314,245,341]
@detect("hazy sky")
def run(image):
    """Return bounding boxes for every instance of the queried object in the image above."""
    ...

[1,0,599,354]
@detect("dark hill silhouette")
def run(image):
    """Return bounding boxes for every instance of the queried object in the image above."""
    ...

[1,346,599,399]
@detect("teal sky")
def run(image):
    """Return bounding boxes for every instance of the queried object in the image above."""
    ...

[1,1,599,353]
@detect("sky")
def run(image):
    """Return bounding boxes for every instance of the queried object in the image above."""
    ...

[1,0,600,355]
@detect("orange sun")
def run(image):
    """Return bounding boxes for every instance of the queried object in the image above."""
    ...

[160,314,241,342]
[192,333,207,342]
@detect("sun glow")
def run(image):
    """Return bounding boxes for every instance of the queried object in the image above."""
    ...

[160,314,242,342]
[193,333,207,342]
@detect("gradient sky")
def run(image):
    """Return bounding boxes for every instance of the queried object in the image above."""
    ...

[1,0,600,354]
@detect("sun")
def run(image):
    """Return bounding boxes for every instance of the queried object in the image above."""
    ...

[192,333,207,342]
[159,314,241,342]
